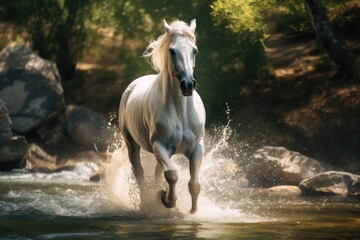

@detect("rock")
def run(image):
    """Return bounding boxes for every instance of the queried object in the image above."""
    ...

[90,170,104,182]
[36,115,76,156]
[0,44,65,134]
[299,171,360,197]
[0,44,61,84]
[245,146,328,187]
[23,144,77,172]
[0,98,12,139]
[0,136,28,170]
[0,99,29,170]
[24,144,59,172]
[265,185,302,197]
[64,105,113,151]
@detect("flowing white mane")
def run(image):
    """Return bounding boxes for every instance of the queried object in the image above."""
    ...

[143,20,196,73]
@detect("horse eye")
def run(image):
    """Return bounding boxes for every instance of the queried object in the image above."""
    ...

[193,48,198,55]
[169,48,176,56]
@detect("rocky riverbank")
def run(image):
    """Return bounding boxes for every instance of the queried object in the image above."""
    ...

[0,44,114,172]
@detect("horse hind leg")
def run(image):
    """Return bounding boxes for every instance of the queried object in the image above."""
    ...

[123,131,144,186]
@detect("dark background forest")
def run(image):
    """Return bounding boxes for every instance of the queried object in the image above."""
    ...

[0,0,359,170]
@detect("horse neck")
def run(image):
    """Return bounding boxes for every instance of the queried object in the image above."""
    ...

[157,69,191,111]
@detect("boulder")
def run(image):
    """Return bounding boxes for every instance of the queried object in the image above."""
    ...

[0,44,65,134]
[23,144,104,174]
[36,115,76,157]
[23,144,76,172]
[64,105,113,151]
[299,171,360,197]
[265,185,302,197]
[0,98,29,170]
[245,146,328,187]
[0,136,28,170]
[24,144,59,172]
[0,98,12,139]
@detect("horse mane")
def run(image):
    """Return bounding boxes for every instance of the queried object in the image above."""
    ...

[143,20,196,73]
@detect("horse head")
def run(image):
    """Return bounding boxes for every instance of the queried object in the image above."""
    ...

[165,19,198,96]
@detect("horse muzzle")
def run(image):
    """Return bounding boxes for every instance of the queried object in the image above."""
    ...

[180,78,196,96]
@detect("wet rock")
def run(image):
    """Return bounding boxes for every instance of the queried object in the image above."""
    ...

[245,146,328,187]
[23,144,77,172]
[299,171,360,197]
[265,185,302,197]
[0,136,28,170]
[0,44,65,134]
[24,144,60,172]
[90,168,105,182]
[64,105,113,151]
[0,98,12,139]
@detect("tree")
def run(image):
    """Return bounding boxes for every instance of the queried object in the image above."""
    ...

[303,0,357,80]
[1,0,101,80]
[211,0,358,80]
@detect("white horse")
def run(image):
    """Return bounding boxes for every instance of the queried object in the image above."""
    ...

[118,19,205,214]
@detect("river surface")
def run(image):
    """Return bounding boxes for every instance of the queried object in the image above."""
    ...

[1,122,360,239]
[1,160,359,240]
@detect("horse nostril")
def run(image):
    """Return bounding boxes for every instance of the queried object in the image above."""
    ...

[180,80,186,90]
[192,79,197,88]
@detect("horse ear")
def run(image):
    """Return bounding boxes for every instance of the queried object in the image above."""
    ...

[164,19,171,33]
[190,19,196,32]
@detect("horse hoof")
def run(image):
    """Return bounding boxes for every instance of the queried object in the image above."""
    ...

[159,190,176,208]
[190,208,197,214]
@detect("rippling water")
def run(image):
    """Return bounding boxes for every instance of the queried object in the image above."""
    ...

[1,122,360,239]
[1,162,360,239]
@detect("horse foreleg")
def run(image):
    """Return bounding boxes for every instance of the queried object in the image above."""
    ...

[161,169,178,208]
[188,143,203,214]
[153,142,177,208]
[155,162,164,186]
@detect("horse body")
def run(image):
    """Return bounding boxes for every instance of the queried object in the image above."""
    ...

[119,19,205,213]
[120,73,205,155]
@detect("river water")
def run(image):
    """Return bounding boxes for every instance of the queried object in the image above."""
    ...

[1,123,360,239]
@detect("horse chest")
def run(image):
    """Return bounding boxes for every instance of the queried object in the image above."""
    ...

[168,127,197,154]
[162,105,203,153]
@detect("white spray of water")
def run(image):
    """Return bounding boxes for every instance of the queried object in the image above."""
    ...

[102,146,138,211]
[102,107,267,222]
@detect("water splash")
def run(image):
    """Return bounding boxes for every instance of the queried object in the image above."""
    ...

[102,106,268,222]
[0,107,269,222]
[102,146,140,211]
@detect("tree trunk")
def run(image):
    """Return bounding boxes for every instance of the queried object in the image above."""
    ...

[56,37,76,81]
[303,0,357,80]
[55,0,81,81]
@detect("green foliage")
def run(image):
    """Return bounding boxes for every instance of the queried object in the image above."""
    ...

[1,0,354,121]
[0,0,270,120]
[211,0,355,39]
[1,0,102,80]
[211,0,275,42]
